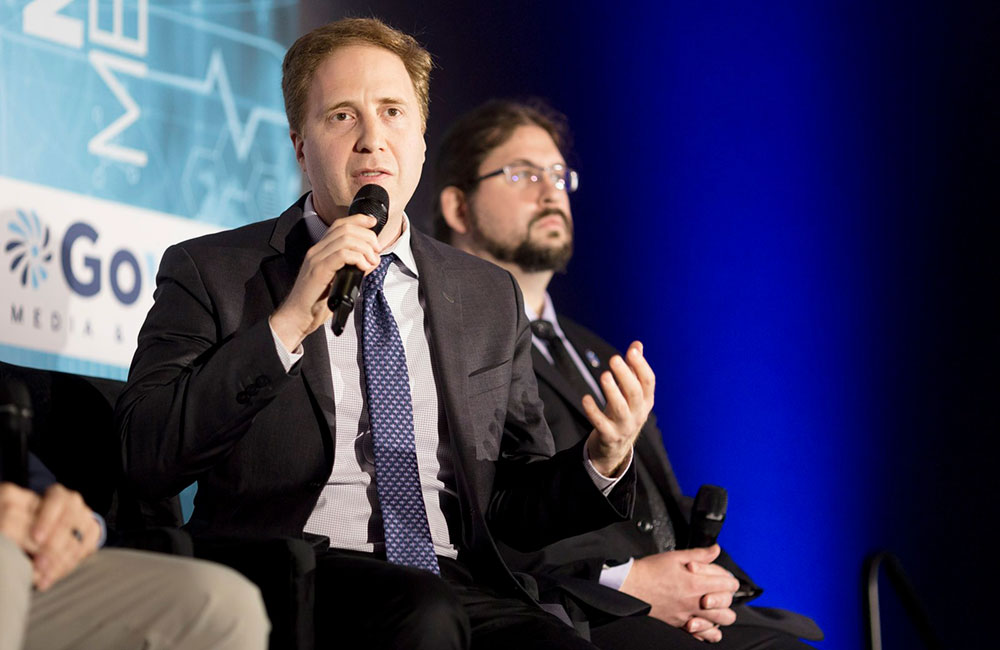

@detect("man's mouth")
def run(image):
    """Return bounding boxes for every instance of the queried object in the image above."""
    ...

[354,169,391,179]
[531,210,569,230]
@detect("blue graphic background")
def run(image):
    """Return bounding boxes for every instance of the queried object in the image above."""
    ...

[0,1,299,226]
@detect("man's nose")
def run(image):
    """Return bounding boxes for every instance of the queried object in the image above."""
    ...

[537,175,564,204]
[354,117,386,153]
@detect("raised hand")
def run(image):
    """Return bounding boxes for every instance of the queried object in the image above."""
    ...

[584,341,655,477]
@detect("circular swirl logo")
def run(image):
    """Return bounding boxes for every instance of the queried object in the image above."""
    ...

[5,209,53,289]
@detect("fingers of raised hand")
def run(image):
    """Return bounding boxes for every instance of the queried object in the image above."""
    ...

[581,393,611,433]
[625,342,655,404]
[610,354,644,411]
[593,361,638,435]
[597,365,630,429]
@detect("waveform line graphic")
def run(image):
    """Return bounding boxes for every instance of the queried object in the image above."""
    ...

[146,49,287,162]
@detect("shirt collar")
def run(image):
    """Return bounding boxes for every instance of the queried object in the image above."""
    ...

[524,291,566,338]
[302,192,419,277]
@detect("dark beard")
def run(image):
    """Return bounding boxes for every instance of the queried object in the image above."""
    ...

[471,209,574,273]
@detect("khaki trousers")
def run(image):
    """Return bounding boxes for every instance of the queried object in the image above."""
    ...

[0,535,269,650]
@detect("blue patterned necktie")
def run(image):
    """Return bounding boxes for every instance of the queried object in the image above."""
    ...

[361,254,440,575]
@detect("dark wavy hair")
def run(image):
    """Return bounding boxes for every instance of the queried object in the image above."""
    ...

[431,99,571,243]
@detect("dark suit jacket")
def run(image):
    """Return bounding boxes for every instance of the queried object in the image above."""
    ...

[115,197,634,599]
[501,315,822,639]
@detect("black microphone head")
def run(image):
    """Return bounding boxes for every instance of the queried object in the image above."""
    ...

[348,184,390,235]
[688,484,728,548]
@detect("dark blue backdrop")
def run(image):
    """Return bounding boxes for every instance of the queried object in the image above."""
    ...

[303,3,997,648]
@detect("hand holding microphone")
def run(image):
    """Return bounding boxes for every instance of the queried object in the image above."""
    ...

[328,185,389,335]
[269,185,389,351]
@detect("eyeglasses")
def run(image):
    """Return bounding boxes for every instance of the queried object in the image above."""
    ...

[475,163,579,193]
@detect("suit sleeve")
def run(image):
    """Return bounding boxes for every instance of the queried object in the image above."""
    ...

[115,244,295,499]
[485,273,636,551]
[27,452,56,495]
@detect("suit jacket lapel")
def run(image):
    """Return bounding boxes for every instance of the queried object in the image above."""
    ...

[409,232,489,513]
[260,198,336,431]
[409,231,470,452]
[531,344,591,422]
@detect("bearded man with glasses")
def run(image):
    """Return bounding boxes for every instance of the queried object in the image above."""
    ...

[433,99,822,650]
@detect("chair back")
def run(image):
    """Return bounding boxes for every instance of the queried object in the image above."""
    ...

[0,361,182,529]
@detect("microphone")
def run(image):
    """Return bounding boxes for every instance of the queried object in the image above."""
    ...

[0,377,32,487]
[327,184,390,336]
[687,484,727,548]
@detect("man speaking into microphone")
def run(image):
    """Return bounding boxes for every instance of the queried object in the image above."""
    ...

[433,99,822,649]
[117,18,655,649]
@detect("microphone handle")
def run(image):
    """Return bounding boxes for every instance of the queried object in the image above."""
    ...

[329,265,365,335]
[0,405,30,487]
[688,519,724,548]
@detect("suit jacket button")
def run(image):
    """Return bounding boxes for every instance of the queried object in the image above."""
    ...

[636,519,654,533]
[236,391,249,404]
[255,375,270,388]
[246,385,258,397]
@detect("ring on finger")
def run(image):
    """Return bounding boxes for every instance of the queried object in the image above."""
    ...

[71,528,84,542]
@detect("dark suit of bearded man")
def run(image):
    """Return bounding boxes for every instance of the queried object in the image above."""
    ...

[433,97,821,650]
[499,314,825,648]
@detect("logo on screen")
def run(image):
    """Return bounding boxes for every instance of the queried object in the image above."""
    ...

[4,209,53,289]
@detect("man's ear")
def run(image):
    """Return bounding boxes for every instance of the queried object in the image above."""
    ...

[290,129,307,173]
[439,186,469,235]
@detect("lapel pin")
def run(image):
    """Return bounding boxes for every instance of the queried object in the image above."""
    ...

[585,349,600,368]
[441,291,455,303]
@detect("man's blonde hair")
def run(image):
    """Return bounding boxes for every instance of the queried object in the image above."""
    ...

[282,17,432,134]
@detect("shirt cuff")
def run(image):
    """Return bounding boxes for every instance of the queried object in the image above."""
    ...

[269,320,304,372]
[583,444,634,496]
[599,557,634,590]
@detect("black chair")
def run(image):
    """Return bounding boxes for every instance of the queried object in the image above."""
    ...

[0,361,318,650]
[196,535,320,650]
[0,360,188,549]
